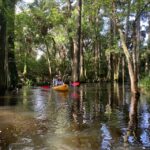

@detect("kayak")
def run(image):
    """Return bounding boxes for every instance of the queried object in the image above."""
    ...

[40,85,50,89]
[71,82,80,86]
[52,84,68,91]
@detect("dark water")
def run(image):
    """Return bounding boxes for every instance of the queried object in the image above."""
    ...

[0,83,150,150]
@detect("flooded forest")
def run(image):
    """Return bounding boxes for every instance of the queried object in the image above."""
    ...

[0,0,150,150]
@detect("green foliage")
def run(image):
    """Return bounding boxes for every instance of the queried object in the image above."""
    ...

[105,44,121,55]
[13,0,150,85]
[54,25,68,44]
[51,57,70,77]
[16,52,49,84]
[139,76,150,90]
[99,59,107,78]
[84,50,96,80]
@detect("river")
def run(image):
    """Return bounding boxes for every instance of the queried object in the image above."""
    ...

[0,83,150,150]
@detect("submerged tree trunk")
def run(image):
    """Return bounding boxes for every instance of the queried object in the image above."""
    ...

[118,29,139,94]
[0,0,8,95]
[93,7,101,81]
[79,0,85,81]
[67,0,79,82]
[79,35,84,81]
[111,0,140,95]
[71,0,82,82]
[72,39,79,82]
[78,0,82,79]
[7,0,18,89]
[133,1,141,82]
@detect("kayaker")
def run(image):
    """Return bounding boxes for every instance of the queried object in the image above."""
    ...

[57,76,64,85]
[53,75,63,86]
[52,75,58,86]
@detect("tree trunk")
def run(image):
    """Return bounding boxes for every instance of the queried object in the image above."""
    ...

[67,0,72,12]
[23,52,27,77]
[132,22,139,84]
[108,3,117,82]
[79,0,85,81]
[93,9,101,81]
[125,0,131,43]
[67,0,79,82]
[7,0,18,89]
[135,0,141,81]
[45,41,52,77]
[111,0,142,95]
[122,55,125,83]
[107,53,113,81]
[94,39,100,80]
[0,0,8,95]
[72,39,79,82]
[79,35,84,80]
[71,0,82,82]
[118,29,139,94]
[113,53,120,81]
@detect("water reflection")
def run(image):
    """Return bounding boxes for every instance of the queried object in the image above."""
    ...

[100,123,112,150]
[139,95,150,148]
[123,94,139,145]
[0,93,18,106]
[32,88,48,119]
[0,84,150,149]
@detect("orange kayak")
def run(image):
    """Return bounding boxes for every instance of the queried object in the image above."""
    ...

[52,84,68,91]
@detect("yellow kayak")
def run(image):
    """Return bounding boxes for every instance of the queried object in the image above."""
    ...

[52,84,68,91]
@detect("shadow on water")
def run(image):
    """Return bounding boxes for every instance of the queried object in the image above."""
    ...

[0,92,18,106]
[0,84,150,149]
